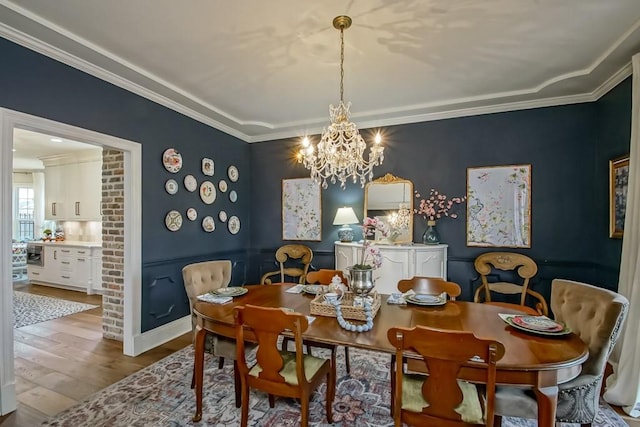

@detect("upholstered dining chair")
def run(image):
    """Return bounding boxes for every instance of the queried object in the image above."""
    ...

[260,244,313,284]
[182,260,242,407]
[493,279,629,427]
[397,276,462,300]
[234,304,335,427]
[387,325,505,426]
[473,252,548,316]
[288,269,351,373]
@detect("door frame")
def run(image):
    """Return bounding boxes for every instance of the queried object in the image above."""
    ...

[0,109,143,414]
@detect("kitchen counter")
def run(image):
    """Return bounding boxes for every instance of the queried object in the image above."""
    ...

[39,240,102,248]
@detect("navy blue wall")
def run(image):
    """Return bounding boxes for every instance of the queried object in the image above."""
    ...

[250,91,632,300]
[1,35,632,332]
[0,38,250,332]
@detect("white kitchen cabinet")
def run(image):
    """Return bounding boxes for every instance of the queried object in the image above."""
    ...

[334,241,448,294]
[43,151,102,221]
[29,243,103,294]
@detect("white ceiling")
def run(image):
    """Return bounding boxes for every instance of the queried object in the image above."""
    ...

[2,0,640,143]
[12,128,99,170]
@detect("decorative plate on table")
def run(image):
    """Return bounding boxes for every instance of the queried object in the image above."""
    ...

[405,294,446,306]
[202,215,215,232]
[202,158,214,176]
[499,314,572,336]
[165,210,182,231]
[212,287,248,297]
[218,210,228,222]
[184,174,197,192]
[165,179,178,195]
[227,165,239,182]
[302,284,323,295]
[163,148,182,173]
[229,190,238,203]
[218,179,228,192]
[511,316,565,332]
[228,215,240,234]
[186,207,197,221]
[200,181,216,204]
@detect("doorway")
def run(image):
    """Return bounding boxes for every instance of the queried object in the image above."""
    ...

[0,109,142,415]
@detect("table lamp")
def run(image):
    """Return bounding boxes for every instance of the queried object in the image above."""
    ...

[333,207,359,242]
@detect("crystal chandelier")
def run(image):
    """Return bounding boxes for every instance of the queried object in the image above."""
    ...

[389,203,412,231]
[298,15,384,190]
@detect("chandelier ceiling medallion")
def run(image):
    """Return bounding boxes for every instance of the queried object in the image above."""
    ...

[298,15,384,190]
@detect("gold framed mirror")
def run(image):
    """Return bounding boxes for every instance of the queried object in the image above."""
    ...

[364,174,413,243]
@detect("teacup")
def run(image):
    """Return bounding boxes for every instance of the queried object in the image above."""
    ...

[324,292,341,305]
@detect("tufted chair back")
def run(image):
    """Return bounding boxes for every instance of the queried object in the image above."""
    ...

[550,278,628,379]
[494,278,629,425]
[182,260,232,334]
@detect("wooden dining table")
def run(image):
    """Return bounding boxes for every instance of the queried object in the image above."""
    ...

[192,283,588,426]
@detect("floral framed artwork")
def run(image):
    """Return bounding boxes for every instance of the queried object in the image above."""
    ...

[467,164,532,248]
[282,178,322,241]
[610,155,629,239]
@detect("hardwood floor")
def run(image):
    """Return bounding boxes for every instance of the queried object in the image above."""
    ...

[1,284,192,427]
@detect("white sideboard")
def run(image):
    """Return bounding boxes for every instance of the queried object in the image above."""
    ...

[334,241,448,294]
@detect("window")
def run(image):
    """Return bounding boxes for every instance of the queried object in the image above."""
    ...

[14,186,34,241]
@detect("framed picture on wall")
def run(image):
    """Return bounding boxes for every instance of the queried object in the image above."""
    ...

[610,155,629,239]
[466,164,532,248]
[282,178,322,241]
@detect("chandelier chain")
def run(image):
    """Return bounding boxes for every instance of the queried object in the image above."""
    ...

[340,26,344,103]
[297,15,384,190]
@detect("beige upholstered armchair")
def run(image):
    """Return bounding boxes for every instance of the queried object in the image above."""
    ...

[182,260,242,407]
[494,279,629,426]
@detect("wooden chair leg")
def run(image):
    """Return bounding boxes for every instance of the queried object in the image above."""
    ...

[234,361,241,408]
[493,415,502,427]
[268,394,275,408]
[190,362,195,389]
[389,354,396,416]
[240,380,250,427]
[301,392,310,427]
[344,346,350,374]
[218,356,225,369]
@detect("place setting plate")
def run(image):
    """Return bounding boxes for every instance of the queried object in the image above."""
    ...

[499,314,572,336]
[302,285,323,295]
[211,287,248,297]
[405,294,446,306]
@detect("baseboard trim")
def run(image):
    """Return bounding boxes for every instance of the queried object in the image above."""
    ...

[129,315,190,356]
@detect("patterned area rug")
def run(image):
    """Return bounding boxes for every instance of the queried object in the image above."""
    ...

[41,345,628,426]
[13,291,99,328]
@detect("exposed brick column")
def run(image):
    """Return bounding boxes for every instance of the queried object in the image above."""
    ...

[101,149,125,341]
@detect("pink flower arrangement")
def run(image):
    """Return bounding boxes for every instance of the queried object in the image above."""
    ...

[414,189,466,223]
[354,217,389,269]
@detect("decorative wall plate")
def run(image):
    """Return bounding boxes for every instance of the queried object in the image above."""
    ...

[228,215,240,234]
[165,179,178,195]
[229,190,238,203]
[186,207,197,221]
[202,215,215,232]
[218,210,228,222]
[202,158,214,176]
[163,148,182,173]
[227,165,239,182]
[200,181,216,204]
[165,210,182,231]
[184,174,197,192]
[218,179,228,192]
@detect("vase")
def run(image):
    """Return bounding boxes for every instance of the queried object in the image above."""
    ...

[346,267,375,296]
[422,220,440,245]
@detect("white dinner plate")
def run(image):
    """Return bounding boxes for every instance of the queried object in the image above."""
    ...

[202,215,215,232]
[186,207,197,221]
[184,174,197,192]
[405,294,446,306]
[212,287,248,297]
[200,181,216,204]
[202,158,214,176]
[228,215,240,234]
[163,148,182,173]
[165,179,178,195]
[228,165,239,182]
[165,210,182,231]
